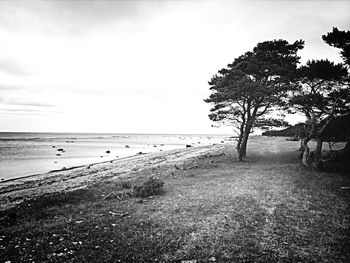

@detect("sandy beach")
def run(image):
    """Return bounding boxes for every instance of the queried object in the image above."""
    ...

[1,137,349,262]
[0,142,228,211]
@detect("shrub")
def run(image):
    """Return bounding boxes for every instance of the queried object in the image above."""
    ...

[133,177,164,198]
[121,181,132,189]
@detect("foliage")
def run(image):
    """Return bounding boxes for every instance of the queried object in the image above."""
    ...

[291,59,349,123]
[205,39,304,160]
[120,180,132,189]
[133,177,165,198]
[255,118,290,131]
[262,123,306,138]
[322,27,350,66]
[288,29,350,168]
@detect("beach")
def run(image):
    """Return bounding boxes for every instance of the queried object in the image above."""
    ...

[0,132,228,180]
[0,141,229,210]
[1,137,349,262]
[0,136,343,211]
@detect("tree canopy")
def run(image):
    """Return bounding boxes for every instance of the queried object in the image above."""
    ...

[206,28,350,168]
[289,29,350,168]
[205,39,304,160]
[322,27,350,66]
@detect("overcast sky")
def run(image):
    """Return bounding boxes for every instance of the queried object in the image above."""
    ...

[0,0,349,134]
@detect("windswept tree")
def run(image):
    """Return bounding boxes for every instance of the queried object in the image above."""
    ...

[290,59,349,167]
[322,27,350,66]
[289,28,350,168]
[205,39,304,160]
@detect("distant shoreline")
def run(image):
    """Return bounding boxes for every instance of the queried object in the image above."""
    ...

[0,133,231,181]
[0,151,153,184]
[0,131,232,136]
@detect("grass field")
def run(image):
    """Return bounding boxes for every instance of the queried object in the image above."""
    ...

[1,137,349,262]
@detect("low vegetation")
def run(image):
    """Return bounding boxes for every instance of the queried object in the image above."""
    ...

[133,177,165,198]
[0,138,349,262]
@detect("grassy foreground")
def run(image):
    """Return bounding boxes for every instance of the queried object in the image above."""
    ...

[1,137,349,262]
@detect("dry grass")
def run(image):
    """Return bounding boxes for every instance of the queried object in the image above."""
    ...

[1,137,349,262]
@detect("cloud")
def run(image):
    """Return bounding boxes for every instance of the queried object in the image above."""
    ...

[62,86,106,96]
[0,96,57,109]
[0,85,25,91]
[0,108,44,113]
[0,0,163,35]
[4,101,56,108]
[0,107,62,115]
[0,99,61,115]
[1,0,349,133]
[0,60,30,76]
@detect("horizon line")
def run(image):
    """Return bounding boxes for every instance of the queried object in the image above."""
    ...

[0,131,234,136]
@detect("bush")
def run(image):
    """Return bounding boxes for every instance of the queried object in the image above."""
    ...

[133,177,165,198]
[120,181,132,189]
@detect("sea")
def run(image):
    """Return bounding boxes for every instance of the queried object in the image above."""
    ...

[0,132,229,181]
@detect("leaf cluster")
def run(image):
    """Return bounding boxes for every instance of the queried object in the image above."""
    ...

[298,59,348,81]
[205,39,304,129]
[254,118,290,130]
[290,59,349,121]
[322,27,350,66]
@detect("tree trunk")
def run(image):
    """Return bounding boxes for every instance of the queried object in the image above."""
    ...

[308,139,324,169]
[323,140,350,161]
[238,133,249,161]
[238,120,253,161]
[298,139,304,152]
[235,123,245,159]
[314,140,323,156]
[301,138,310,167]
[236,145,240,158]
[238,140,247,161]
[236,134,243,154]
[241,137,248,158]
[238,147,244,161]
[243,146,247,158]
[301,139,324,169]
[341,140,350,155]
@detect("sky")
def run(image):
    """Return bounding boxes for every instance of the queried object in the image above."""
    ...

[0,0,349,134]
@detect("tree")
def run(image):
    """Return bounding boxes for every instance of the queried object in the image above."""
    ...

[290,59,349,167]
[288,28,350,168]
[289,28,350,168]
[205,39,304,161]
[322,27,350,66]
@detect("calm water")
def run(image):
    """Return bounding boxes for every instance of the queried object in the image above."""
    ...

[0,132,227,180]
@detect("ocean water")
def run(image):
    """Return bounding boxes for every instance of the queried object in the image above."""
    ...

[0,132,228,180]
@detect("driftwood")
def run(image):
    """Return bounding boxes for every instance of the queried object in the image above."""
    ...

[108,211,129,217]
[103,192,127,201]
[103,192,114,200]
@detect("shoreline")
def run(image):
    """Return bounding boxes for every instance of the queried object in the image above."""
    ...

[0,143,230,210]
[0,151,154,184]
[0,133,230,181]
